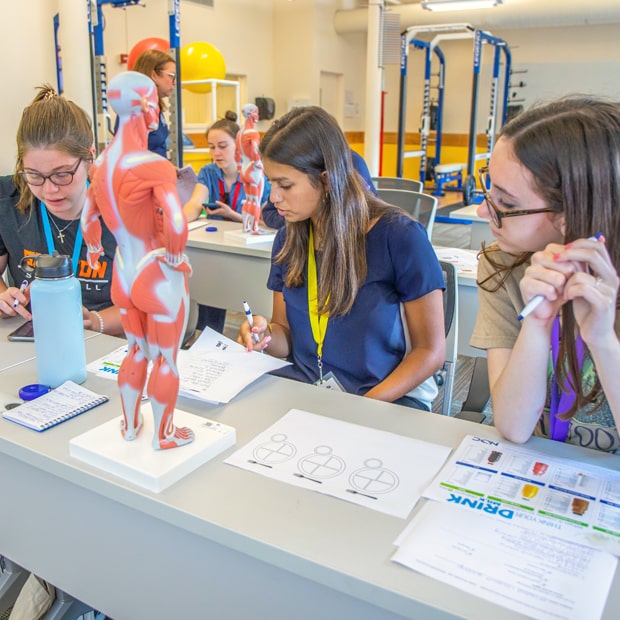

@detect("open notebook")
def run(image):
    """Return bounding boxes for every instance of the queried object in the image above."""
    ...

[2,381,108,431]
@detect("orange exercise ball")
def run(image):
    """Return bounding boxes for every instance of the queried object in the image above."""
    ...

[127,37,170,71]
[180,41,226,94]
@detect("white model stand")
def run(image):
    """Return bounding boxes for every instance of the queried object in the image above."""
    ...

[69,404,236,493]
[223,228,276,245]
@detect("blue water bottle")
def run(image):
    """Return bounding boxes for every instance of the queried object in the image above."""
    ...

[26,254,87,388]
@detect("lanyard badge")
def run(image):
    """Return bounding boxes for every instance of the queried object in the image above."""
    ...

[307,225,330,385]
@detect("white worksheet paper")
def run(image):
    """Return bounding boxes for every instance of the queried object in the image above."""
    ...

[87,328,289,404]
[393,501,617,620]
[176,328,289,403]
[225,408,452,518]
[424,434,620,556]
[433,246,478,276]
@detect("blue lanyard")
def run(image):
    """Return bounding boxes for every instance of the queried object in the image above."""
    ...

[40,201,83,275]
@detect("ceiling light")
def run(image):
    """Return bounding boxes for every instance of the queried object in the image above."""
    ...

[421,0,502,11]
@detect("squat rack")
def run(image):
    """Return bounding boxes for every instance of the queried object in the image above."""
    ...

[396,23,511,202]
[86,0,184,166]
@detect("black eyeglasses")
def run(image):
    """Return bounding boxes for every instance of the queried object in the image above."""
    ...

[478,166,556,228]
[18,158,82,187]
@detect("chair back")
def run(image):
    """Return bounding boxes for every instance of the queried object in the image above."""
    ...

[376,188,438,240]
[436,260,458,416]
[372,176,423,192]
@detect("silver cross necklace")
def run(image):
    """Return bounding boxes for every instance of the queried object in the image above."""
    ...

[46,210,75,244]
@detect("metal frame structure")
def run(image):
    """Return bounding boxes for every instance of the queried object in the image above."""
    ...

[462,28,511,204]
[86,0,184,166]
[396,23,511,203]
[397,23,475,180]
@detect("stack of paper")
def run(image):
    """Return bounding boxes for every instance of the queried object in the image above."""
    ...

[87,327,289,405]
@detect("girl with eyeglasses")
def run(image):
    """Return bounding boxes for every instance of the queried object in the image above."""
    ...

[471,97,620,452]
[119,48,177,159]
[0,85,124,336]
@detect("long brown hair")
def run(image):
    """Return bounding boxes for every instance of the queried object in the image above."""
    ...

[133,49,174,113]
[260,106,397,316]
[14,85,93,214]
[481,96,620,416]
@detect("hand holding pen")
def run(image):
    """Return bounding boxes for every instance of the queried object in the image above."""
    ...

[518,233,604,321]
[12,279,29,309]
[240,300,271,351]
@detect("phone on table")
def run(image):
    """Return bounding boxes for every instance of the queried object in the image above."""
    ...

[7,320,34,342]
[202,202,219,210]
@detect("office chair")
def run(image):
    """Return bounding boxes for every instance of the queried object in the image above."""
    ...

[372,176,423,193]
[376,188,438,240]
[435,261,489,422]
[457,356,491,423]
[435,261,458,416]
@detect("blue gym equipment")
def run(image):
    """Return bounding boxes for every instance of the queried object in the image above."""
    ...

[396,24,511,204]
[86,0,184,166]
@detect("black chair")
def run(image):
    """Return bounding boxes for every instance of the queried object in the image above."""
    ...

[435,261,489,422]
[435,261,458,416]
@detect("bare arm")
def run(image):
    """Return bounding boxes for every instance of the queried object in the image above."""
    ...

[183,182,208,222]
[365,289,445,402]
[83,305,125,337]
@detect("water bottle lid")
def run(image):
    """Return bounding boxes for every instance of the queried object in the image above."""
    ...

[33,254,72,279]
[18,384,52,401]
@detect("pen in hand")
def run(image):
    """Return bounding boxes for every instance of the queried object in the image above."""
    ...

[518,232,603,321]
[12,279,29,309]
[243,300,260,343]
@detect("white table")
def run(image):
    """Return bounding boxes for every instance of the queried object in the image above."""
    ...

[1,331,619,619]
[449,203,495,250]
[185,219,274,317]
[186,220,483,356]
[0,315,103,373]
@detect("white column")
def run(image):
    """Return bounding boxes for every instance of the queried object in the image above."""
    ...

[363,1,383,176]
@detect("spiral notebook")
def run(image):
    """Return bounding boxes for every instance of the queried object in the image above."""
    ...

[2,380,109,432]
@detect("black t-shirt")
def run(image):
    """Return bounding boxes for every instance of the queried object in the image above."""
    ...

[0,176,117,311]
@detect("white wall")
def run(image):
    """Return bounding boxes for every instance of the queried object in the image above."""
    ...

[2,1,619,177]
[0,1,58,174]
[380,23,620,136]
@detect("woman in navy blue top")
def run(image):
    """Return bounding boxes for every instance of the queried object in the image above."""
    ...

[238,106,445,410]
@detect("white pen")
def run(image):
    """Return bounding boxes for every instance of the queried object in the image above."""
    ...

[518,232,603,321]
[243,300,260,343]
[12,279,28,309]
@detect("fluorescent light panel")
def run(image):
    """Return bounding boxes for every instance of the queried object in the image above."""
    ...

[421,0,502,11]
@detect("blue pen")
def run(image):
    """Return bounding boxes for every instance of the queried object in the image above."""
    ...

[243,300,260,343]
[12,279,28,309]
[518,232,603,321]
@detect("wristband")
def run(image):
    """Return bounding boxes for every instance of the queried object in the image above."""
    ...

[92,310,105,333]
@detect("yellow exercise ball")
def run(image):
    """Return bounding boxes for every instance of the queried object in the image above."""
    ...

[180,41,226,93]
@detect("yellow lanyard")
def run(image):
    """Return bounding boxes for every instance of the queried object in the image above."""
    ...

[308,226,329,381]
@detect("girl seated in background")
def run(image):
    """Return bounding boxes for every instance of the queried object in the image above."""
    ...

[238,106,445,410]
[183,111,271,223]
[471,96,620,452]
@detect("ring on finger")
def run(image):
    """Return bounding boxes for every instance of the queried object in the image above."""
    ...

[595,276,603,289]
